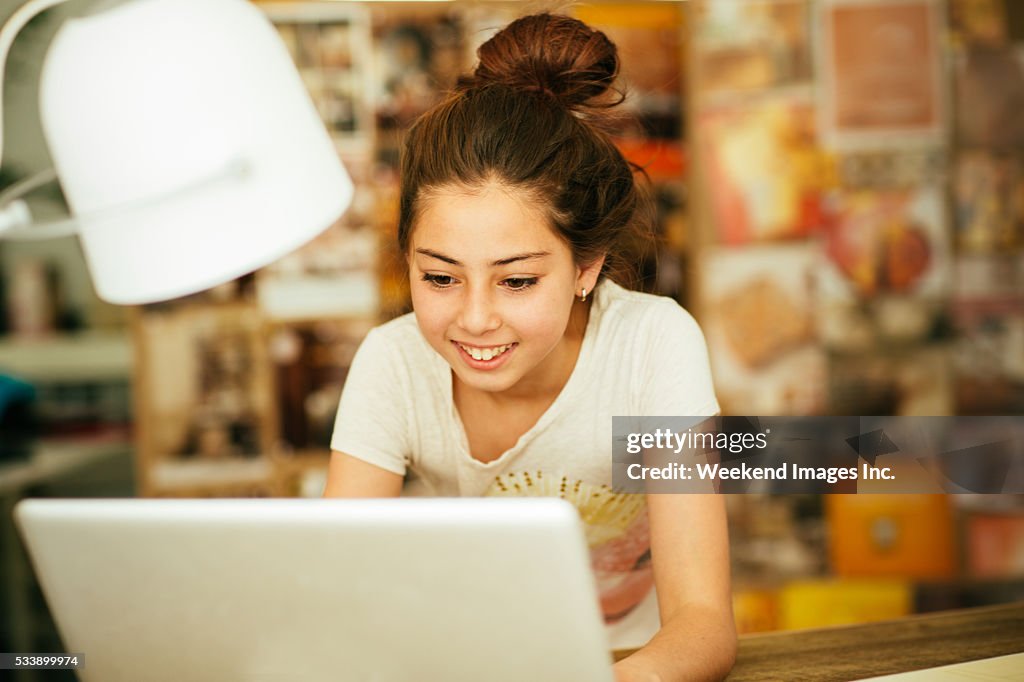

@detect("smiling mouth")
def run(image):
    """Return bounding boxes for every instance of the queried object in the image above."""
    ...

[454,341,516,362]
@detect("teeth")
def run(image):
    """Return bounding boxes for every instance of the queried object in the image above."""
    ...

[459,343,511,361]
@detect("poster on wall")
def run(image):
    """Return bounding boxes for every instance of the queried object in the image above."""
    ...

[953,151,1024,253]
[819,185,950,299]
[816,185,952,348]
[700,245,827,415]
[692,0,813,98]
[699,95,829,244]
[818,0,947,150]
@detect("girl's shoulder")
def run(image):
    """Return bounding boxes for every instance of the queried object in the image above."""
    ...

[357,311,436,364]
[368,310,421,342]
[594,280,702,335]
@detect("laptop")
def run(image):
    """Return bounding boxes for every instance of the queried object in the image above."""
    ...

[14,497,615,682]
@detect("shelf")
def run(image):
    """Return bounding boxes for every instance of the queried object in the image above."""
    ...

[0,435,132,497]
[0,332,132,383]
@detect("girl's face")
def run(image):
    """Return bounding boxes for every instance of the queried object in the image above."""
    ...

[408,183,602,397]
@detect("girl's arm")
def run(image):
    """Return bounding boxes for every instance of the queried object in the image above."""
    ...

[614,493,737,682]
[322,451,403,498]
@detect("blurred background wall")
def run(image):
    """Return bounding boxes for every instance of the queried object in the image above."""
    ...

[0,0,1022,667]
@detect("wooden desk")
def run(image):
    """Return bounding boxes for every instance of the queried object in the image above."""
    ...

[615,601,1024,681]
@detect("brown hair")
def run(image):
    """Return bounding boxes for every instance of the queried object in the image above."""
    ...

[397,13,653,285]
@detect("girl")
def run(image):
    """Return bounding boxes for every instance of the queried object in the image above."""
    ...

[325,13,736,682]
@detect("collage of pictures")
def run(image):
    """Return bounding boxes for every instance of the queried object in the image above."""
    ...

[692,0,1024,417]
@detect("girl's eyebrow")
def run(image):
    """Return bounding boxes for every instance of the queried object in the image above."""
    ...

[492,251,551,266]
[416,248,460,265]
[415,248,551,267]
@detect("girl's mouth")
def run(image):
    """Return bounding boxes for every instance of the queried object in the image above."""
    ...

[453,341,517,369]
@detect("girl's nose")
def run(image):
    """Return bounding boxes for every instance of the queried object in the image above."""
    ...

[457,285,501,336]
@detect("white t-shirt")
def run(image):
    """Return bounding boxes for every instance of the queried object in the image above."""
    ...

[331,279,720,648]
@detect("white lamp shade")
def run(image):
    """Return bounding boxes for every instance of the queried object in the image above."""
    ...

[38,0,352,304]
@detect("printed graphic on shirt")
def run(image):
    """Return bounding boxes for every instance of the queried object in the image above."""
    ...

[484,471,653,623]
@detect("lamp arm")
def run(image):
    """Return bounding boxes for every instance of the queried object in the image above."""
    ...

[0,157,251,241]
[0,0,74,170]
[0,165,56,206]
[0,166,55,237]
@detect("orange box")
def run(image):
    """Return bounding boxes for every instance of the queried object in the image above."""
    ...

[826,494,956,579]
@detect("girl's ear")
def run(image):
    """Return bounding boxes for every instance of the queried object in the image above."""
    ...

[576,253,606,294]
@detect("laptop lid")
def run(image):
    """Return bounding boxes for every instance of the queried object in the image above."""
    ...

[15,497,615,682]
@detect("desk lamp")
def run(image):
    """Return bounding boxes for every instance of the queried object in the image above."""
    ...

[0,0,352,304]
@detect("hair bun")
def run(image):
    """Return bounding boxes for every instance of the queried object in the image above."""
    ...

[470,13,620,109]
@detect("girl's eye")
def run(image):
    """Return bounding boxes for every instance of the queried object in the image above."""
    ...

[502,277,538,291]
[422,273,455,289]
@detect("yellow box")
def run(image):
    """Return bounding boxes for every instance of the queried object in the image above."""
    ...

[779,579,911,630]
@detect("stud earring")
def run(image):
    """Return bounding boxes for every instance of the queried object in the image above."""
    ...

[579,287,588,303]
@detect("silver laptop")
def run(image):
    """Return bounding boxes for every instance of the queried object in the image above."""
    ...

[15,497,615,682]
